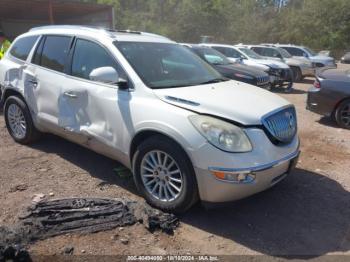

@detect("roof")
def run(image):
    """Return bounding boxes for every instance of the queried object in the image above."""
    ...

[24,25,174,43]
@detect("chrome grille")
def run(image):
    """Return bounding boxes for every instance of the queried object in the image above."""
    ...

[257,75,270,86]
[262,106,297,143]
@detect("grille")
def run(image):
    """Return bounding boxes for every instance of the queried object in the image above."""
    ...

[262,106,297,144]
[257,75,270,86]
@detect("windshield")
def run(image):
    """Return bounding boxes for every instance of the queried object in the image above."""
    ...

[238,48,262,59]
[115,42,225,89]
[194,47,231,65]
[304,47,317,56]
[277,47,292,58]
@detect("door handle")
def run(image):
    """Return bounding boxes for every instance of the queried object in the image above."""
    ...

[63,92,78,98]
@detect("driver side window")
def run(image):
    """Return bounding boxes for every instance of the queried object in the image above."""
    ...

[71,39,126,81]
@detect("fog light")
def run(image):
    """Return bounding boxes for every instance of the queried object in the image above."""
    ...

[211,171,256,183]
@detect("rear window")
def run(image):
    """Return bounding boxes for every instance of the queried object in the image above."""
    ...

[9,36,38,61]
[39,36,72,72]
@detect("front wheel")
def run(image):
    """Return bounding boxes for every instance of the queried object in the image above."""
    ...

[291,66,302,82]
[132,136,198,213]
[4,96,41,144]
[335,99,350,129]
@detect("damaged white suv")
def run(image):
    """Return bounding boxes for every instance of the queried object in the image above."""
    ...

[0,26,300,212]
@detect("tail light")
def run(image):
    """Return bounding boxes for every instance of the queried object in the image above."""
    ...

[313,79,321,89]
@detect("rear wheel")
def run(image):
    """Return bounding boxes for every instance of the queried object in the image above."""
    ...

[335,99,350,129]
[132,135,198,213]
[4,96,41,144]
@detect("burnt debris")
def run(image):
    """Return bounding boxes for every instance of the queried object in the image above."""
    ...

[0,198,179,261]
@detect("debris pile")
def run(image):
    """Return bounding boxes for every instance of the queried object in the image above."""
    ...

[0,198,179,260]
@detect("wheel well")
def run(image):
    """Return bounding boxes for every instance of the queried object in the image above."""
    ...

[333,96,350,114]
[2,89,25,104]
[129,130,192,168]
[315,62,325,68]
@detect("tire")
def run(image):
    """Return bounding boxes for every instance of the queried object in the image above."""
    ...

[132,135,198,213]
[4,96,41,144]
[335,99,350,129]
[291,66,302,82]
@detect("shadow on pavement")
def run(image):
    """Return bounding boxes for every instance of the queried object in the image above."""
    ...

[301,78,315,85]
[29,135,350,258]
[181,168,350,258]
[317,116,342,129]
[29,134,139,196]
[271,87,306,95]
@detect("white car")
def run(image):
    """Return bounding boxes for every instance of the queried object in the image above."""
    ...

[202,44,293,88]
[247,45,315,81]
[276,44,336,68]
[0,26,300,212]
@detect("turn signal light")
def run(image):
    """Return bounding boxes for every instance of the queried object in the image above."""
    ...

[211,171,256,183]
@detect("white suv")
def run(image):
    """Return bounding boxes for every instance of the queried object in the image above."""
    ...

[0,26,300,212]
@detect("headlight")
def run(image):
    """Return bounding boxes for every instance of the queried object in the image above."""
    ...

[189,115,252,152]
[234,73,254,80]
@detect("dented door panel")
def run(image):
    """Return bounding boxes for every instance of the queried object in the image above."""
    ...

[59,77,132,162]
[24,64,68,133]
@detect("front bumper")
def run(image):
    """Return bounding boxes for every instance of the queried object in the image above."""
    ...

[269,68,293,85]
[195,149,299,203]
[191,127,300,203]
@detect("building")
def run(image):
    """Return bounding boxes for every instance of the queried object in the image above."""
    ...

[0,0,114,40]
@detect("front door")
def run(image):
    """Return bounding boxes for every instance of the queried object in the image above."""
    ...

[59,38,132,158]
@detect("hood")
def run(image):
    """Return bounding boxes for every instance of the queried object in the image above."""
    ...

[319,68,350,82]
[216,63,268,77]
[241,60,270,71]
[250,58,290,69]
[153,80,290,125]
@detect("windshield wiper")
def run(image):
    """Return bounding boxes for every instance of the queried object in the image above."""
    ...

[199,77,229,85]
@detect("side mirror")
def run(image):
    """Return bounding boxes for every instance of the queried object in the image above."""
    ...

[89,67,128,89]
[303,52,309,58]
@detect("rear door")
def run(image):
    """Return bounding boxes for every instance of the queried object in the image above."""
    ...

[26,35,73,132]
[0,35,39,103]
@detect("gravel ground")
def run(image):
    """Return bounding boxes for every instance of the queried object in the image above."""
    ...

[0,64,350,259]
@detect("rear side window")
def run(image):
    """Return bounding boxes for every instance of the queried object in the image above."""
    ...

[39,36,72,72]
[251,47,264,55]
[283,47,305,57]
[9,36,38,61]
[71,39,126,80]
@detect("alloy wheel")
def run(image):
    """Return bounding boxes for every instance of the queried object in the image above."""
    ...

[7,103,27,139]
[340,102,350,127]
[140,150,183,202]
